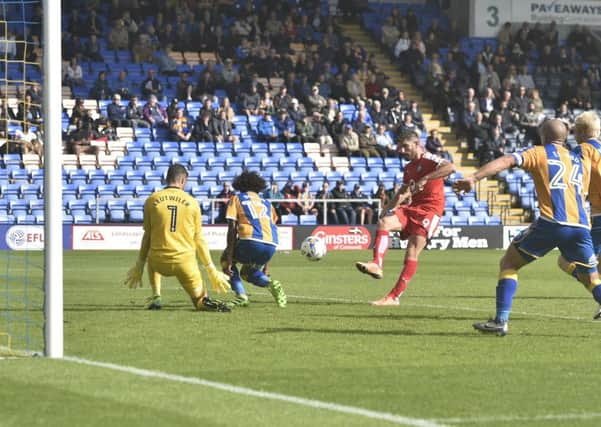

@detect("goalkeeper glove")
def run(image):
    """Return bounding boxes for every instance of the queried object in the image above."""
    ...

[124,260,145,289]
[205,264,231,294]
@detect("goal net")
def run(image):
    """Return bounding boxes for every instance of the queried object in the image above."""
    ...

[0,0,51,357]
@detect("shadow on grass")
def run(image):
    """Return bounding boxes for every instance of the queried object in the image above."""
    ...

[260,326,478,338]
[63,303,192,312]
[308,313,478,321]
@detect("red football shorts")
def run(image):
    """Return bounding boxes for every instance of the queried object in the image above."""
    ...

[394,205,441,240]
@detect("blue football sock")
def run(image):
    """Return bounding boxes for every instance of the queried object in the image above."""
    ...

[229,265,246,296]
[592,285,601,305]
[247,269,270,288]
[496,277,518,323]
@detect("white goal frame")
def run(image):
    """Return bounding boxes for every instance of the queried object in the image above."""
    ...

[43,0,63,358]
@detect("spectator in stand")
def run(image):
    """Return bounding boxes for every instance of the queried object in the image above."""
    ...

[480,87,497,119]
[132,31,155,63]
[425,129,453,162]
[530,89,544,114]
[108,19,129,50]
[322,98,339,124]
[17,93,42,126]
[299,182,319,217]
[264,182,284,218]
[215,182,235,224]
[359,125,382,159]
[394,31,411,60]
[381,16,400,51]
[516,65,535,90]
[469,112,490,153]
[143,95,168,132]
[556,102,575,130]
[114,69,131,100]
[312,112,334,146]
[258,91,276,116]
[275,109,296,142]
[89,70,111,100]
[220,58,239,86]
[274,86,293,112]
[84,34,103,62]
[64,57,84,87]
[257,111,277,142]
[69,98,87,125]
[219,97,235,122]
[463,87,480,113]
[193,111,215,142]
[346,73,365,101]
[478,63,501,95]
[339,124,360,157]
[351,108,370,134]
[126,95,149,129]
[331,180,356,225]
[166,98,180,123]
[213,109,238,143]
[141,69,164,101]
[375,123,396,157]
[296,115,316,143]
[497,22,513,47]
[478,126,507,165]
[519,102,545,145]
[351,184,374,225]
[314,181,334,224]
[461,101,478,137]
[170,107,193,142]
[175,72,193,101]
[512,85,530,116]
[107,93,129,127]
[306,85,327,114]
[280,183,302,217]
[407,100,425,130]
[241,84,261,116]
[575,77,593,109]
[288,98,306,123]
[399,111,419,137]
[370,100,388,127]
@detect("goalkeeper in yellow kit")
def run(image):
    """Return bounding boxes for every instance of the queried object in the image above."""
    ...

[124,163,231,311]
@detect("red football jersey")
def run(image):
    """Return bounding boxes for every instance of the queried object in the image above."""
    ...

[402,152,446,214]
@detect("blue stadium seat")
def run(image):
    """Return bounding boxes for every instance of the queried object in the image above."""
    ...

[143,141,162,155]
[297,157,315,170]
[225,157,243,170]
[107,170,126,184]
[78,184,97,199]
[286,142,303,156]
[152,155,172,169]
[179,141,198,154]
[134,155,153,170]
[126,170,145,185]
[299,214,317,225]
[251,143,269,155]
[384,157,401,171]
[215,142,234,155]
[107,200,127,222]
[10,169,29,182]
[88,170,107,185]
[145,170,164,185]
[197,142,215,154]
[281,214,298,225]
[97,184,117,198]
[68,169,88,184]
[279,157,298,170]
[161,141,180,154]
[232,141,252,156]
[135,184,155,197]
[116,184,136,198]
[20,183,40,199]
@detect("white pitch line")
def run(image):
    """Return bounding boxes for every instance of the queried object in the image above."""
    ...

[435,412,601,424]
[63,356,447,427]
[287,295,591,322]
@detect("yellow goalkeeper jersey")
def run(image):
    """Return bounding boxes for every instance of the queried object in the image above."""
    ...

[144,186,203,263]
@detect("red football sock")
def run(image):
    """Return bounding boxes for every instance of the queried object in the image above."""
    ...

[373,230,390,268]
[389,259,418,299]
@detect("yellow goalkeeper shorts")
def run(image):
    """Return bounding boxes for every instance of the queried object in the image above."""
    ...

[147,257,204,300]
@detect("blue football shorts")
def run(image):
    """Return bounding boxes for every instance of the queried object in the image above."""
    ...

[512,218,597,273]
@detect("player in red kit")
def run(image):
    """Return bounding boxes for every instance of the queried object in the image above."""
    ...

[356,131,456,305]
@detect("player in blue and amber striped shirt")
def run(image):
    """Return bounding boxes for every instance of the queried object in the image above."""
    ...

[454,119,601,335]
[222,171,287,308]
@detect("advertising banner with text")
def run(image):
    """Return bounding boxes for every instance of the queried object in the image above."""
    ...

[0,225,72,250]
[71,225,294,251]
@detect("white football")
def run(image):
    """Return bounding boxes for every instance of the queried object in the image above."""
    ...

[300,236,327,261]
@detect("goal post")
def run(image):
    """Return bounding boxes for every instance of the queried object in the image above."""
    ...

[42,0,62,358]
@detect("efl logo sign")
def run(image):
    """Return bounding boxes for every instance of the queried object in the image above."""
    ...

[5,225,44,250]
[311,226,371,250]
[82,230,104,241]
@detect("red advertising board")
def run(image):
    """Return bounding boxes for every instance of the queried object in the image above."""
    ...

[311,226,372,250]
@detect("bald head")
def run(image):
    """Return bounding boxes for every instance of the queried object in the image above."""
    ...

[540,119,568,145]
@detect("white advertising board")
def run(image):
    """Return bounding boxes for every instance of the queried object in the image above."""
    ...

[470,0,601,37]
[72,225,293,251]
[5,225,45,250]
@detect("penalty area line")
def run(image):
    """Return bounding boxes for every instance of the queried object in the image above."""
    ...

[63,356,447,427]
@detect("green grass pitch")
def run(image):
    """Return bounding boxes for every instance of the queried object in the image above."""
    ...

[1,249,601,427]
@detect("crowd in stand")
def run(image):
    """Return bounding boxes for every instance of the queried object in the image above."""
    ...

[3,1,601,225]
[378,9,600,165]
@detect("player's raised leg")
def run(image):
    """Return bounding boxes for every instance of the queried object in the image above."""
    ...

[176,260,230,312]
[356,212,404,279]
[370,234,427,306]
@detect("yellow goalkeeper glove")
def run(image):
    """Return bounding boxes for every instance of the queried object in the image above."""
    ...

[124,260,145,289]
[205,264,231,294]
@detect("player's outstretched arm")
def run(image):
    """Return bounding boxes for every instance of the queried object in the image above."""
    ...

[453,154,516,194]
[124,230,150,289]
